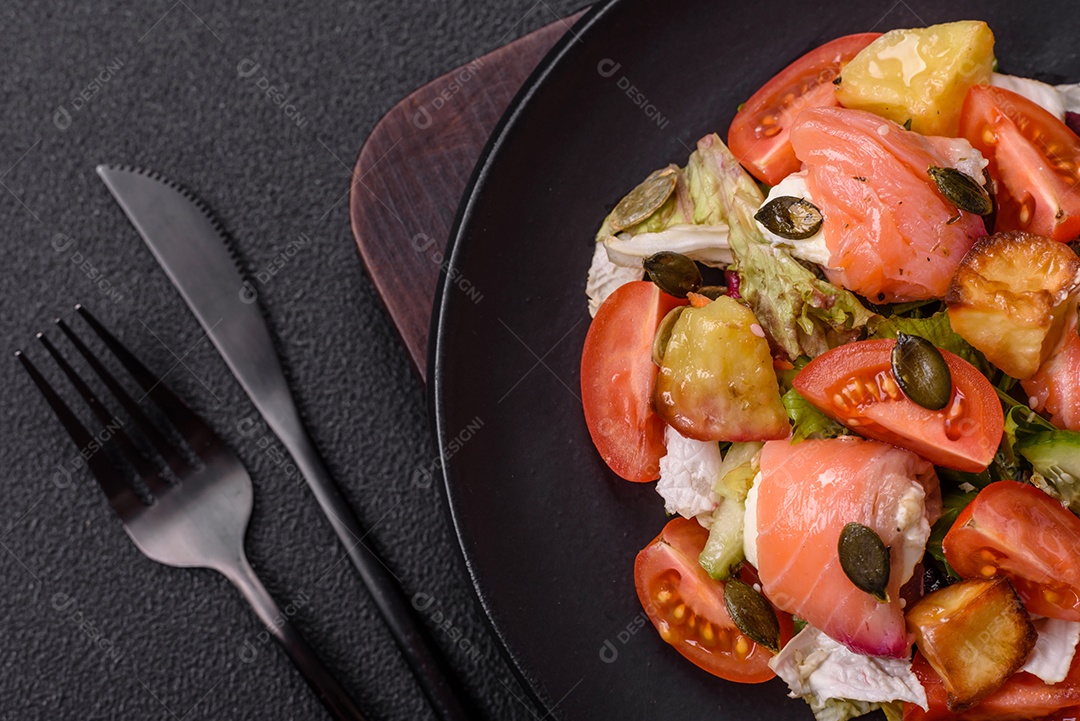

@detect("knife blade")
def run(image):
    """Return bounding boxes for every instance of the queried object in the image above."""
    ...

[96,165,475,721]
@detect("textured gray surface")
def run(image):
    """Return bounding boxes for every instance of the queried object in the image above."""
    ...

[0,1,580,718]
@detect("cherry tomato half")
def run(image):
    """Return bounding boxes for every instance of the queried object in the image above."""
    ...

[793,339,1003,472]
[634,517,792,683]
[581,281,685,481]
[960,84,1080,242]
[944,481,1080,622]
[728,33,880,185]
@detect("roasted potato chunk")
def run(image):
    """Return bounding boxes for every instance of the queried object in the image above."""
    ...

[836,21,994,136]
[946,231,1080,379]
[907,577,1036,713]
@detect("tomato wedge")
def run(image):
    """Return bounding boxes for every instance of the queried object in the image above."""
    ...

[634,517,791,683]
[959,85,1080,242]
[944,481,1080,621]
[793,339,1003,472]
[581,281,685,482]
[728,32,880,185]
[905,651,1080,721]
[1022,300,1080,432]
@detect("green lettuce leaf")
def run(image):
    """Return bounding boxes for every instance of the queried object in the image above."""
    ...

[1003,403,1056,458]
[927,490,978,579]
[783,387,848,443]
[868,310,991,376]
[692,133,876,360]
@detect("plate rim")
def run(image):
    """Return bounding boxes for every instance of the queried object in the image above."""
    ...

[427,0,618,714]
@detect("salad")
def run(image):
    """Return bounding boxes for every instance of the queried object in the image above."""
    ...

[580,20,1080,721]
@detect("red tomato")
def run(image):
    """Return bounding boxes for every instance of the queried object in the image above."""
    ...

[944,481,1080,621]
[581,282,685,481]
[960,85,1080,242]
[1022,302,1080,432]
[905,651,1080,720]
[728,33,880,185]
[634,517,792,683]
[793,339,1003,472]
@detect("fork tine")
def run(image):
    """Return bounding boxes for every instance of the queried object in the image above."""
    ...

[39,331,172,499]
[76,305,220,459]
[57,318,192,478]
[16,349,141,517]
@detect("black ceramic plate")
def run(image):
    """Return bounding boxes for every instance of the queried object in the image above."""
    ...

[431,1,1080,717]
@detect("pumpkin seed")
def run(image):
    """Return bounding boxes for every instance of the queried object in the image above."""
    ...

[696,285,726,300]
[891,332,952,411]
[838,522,890,603]
[724,578,781,653]
[643,251,702,298]
[652,305,687,366]
[610,166,678,231]
[928,166,993,216]
[754,196,823,240]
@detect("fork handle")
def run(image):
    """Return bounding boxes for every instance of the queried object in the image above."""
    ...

[224,556,367,721]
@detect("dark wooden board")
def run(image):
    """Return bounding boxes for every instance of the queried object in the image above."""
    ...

[349,11,585,382]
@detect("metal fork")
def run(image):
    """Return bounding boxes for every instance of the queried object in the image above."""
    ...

[17,305,366,721]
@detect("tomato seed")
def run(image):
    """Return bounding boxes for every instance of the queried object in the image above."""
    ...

[734,635,750,658]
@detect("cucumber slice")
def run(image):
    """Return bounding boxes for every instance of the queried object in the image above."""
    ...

[714,442,763,502]
[1015,429,1080,512]
[699,498,745,580]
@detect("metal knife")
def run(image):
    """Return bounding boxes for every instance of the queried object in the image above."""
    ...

[97,165,476,721]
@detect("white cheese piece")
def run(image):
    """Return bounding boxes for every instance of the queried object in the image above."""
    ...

[585,241,644,317]
[656,425,721,521]
[894,482,931,587]
[603,224,733,269]
[993,73,1067,121]
[1022,616,1080,685]
[936,139,989,184]
[755,171,832,267]
[770,625,928,710]
[742,470,762,568]
[1057,83,1080,115]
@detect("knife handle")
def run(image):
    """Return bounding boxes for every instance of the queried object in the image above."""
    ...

[282,425,479,721]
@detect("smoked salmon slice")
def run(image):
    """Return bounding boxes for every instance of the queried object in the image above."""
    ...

[753,436,941,658]
[790,107,987,303]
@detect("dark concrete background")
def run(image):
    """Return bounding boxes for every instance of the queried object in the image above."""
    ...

[0,1,581,718]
